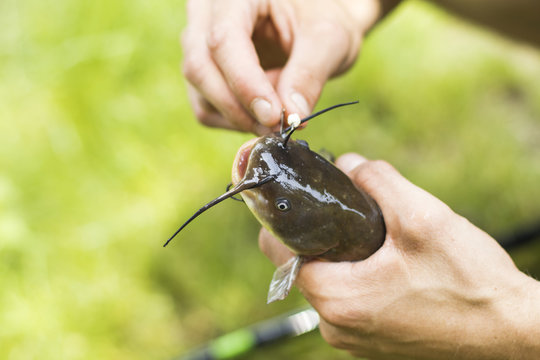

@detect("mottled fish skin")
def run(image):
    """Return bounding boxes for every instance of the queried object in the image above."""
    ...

[233,134,386,302]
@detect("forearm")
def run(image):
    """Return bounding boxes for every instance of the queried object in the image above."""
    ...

[427,0,540,47]
[364,270,540,360]
[459,273,540,359]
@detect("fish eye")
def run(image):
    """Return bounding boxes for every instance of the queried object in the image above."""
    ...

[275,198,291,212]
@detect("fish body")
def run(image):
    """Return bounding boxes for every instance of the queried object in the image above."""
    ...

[232,134,385,302]
[165,102,385,303]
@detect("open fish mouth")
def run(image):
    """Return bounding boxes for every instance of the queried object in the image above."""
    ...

[231,137,259,185]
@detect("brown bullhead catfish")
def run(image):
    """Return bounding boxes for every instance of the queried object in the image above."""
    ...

[164,102,386,303]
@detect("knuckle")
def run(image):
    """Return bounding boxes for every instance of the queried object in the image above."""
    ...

[207,23,229,53]
[318,301,360,329]
[402,200,457,244]
[190,100,223,127]
[353,159,395,189]
[319,326,348,350]
[193,107,213,125]
[420,203,456,232]
[314,294,375,334]
[310,20,347,40]
[321,307,348,328]
[182,52,206,84]
[182,54,202,84]
[221,109,253,132]
[366,159,396,176]
[310,19,351,54]
[193,107,207,122]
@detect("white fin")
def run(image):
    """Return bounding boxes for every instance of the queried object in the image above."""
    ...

[267,256,304,304]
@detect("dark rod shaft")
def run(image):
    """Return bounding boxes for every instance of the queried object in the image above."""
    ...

[175,307,320,360]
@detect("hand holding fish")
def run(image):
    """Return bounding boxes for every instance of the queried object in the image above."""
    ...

[259,153,540,359]
[181,0,397,133]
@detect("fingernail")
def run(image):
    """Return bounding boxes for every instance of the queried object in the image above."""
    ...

[291,92,310,116]
[336,153,367,174]
[251,98,273,126]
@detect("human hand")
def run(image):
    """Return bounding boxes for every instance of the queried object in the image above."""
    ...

[259,153,540,359]
[181,0,391,133]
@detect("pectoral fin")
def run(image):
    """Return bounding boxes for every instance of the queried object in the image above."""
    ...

[267,256,305,304]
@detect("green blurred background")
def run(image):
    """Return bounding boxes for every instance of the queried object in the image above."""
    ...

[1,0,540,359]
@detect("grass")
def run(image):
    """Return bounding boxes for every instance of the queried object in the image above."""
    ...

[1,0,540,359]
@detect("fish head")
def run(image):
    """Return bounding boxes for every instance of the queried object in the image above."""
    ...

[232,134,384,259]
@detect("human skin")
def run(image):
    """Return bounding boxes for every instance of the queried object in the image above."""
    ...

[259,153,540,359]
[181,0,399,133]
[181,0,540,134]
[181,1,540,357]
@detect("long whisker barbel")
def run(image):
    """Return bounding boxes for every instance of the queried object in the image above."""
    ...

[164,101,358,247]
[282,100,359,146]
[226,182,245,202]
[163,176,274,247]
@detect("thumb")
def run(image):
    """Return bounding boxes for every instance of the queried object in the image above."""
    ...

[335,153,418,214]
[334,153,368,175]
[277,23,354,117]
[335,153,458,243]
[335,152,420,209]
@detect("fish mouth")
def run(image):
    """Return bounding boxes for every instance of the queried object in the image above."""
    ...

[232,137,260,185]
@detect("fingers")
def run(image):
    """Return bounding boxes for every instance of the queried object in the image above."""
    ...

[336,153,431,211]
[335,153,414,219]
[182,0,365,131]
[182,49,256,132]
[182,0,275,132]
[276,16,359,117]
[206,0,283,127]
[186,83,274,134]
[258,228,294,266]
[258,227,362,311]
[318,317,358,351]
[334,153,367,174]
[335,153,459,249]
[186,84,231,129]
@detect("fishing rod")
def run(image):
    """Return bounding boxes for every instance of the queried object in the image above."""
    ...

[174,307,320,360]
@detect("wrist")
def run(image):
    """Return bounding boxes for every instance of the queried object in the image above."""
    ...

[436,270,540,359]
[501,273,540,359]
